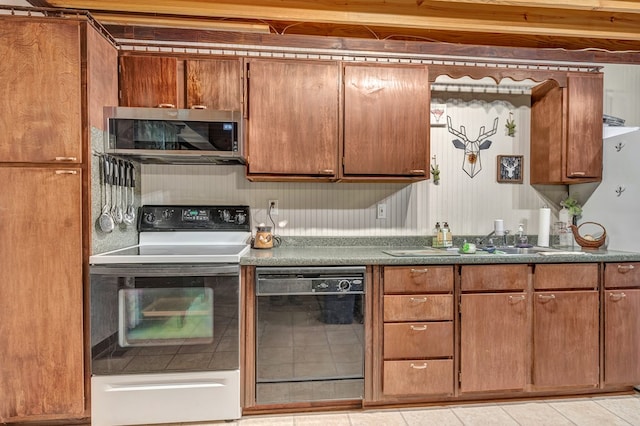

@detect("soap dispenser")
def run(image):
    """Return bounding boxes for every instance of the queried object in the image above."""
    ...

[432,222,441,247]
[442,222,453,247]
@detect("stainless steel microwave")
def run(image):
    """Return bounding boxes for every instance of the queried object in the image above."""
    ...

[105,106,244,164]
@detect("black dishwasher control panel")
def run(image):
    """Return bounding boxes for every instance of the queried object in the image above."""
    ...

[256,266,366,295]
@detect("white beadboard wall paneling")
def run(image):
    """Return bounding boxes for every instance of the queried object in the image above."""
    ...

[429,90,548,236]
[142,165,416,236]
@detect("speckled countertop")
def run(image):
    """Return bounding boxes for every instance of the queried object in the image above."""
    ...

[240,236,640,266]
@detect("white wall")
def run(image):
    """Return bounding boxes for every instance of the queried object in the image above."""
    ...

[602,64,640,127]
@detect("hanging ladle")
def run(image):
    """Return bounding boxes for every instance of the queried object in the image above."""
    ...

[98,155,115,233]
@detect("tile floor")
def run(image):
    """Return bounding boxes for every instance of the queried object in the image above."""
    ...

[218,392,640,425]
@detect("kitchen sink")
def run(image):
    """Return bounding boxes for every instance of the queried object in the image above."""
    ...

[490,246,558,255]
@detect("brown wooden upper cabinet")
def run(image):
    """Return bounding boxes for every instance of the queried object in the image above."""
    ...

[530,72,603,184]
[0,20,82,163]
[119,55,242,110]
[342,63,430,181]
[119,55,178,108]
[245,59,340,180]
[186,59,242,111]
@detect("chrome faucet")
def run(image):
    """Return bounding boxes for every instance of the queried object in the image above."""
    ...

[477,230,509,247]
[476,231,495,247]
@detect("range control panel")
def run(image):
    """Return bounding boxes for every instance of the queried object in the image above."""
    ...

[138,205,251,232]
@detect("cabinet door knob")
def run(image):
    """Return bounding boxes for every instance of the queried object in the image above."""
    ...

[55,156,77,162]
[410,363,428,370]
[609,292,626,300]
[409,325,427,331]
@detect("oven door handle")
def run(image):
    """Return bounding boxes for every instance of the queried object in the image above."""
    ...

[90,264,240,277]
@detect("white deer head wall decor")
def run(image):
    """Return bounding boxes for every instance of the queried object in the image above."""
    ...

[447,116,499,178]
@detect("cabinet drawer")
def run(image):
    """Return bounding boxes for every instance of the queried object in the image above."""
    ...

[605,263,640,289]
[384,294,453,321]
[534,263,598,290]
[383,359,453,396]
[461,264,528,292]
[384,322,453,359]
[384,266,454,294]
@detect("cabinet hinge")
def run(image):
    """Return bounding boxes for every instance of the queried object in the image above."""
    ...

[458,371,462,384]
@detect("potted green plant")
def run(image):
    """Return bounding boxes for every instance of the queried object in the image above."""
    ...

[561,196,582,225]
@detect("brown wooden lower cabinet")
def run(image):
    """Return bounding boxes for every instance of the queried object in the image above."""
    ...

[460,292,528,393]
[604,289,640,385]
[533,290,599,388]
[0,167,84,422]
[383,360,454,397]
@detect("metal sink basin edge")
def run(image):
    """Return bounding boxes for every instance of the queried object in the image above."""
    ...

[488,246,560,255]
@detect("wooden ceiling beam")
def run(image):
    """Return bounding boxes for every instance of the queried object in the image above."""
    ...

[46,0,640,41]
[424,0,640,14]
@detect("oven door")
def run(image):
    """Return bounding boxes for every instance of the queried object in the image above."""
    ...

[90,264,239,376]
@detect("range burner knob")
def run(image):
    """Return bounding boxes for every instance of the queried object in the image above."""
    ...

[235,212,247,224]
[162,209,173,220]
[143,212,156,224]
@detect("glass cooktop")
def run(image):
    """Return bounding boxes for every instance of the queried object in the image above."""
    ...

[90,244,250,264]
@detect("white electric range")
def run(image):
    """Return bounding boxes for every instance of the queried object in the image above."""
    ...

[89,205,250,426]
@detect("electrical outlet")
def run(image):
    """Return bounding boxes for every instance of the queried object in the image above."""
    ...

[268,200,279,216]
[376,203,387,219]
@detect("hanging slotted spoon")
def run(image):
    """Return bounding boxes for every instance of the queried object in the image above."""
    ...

[111,158,123,224]
[123,161,136,226]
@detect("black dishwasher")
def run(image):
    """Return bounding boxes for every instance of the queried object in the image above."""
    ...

[255,266,365,404]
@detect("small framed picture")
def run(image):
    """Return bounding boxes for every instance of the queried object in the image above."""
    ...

[497,155,523,183]
[430,103,447,127]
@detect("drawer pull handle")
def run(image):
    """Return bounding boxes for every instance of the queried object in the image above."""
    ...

[190,105,207,109]
[537,294,556,302]
[509,295,526,303]
[609,292,626,300]
[410,363,428,369]
[617,264,635,273]
[409,169,425,175]
[55,156,77,162]
[410,268,429,274]
[570,171,586,176]
[55,170,78,175]
[410,297,427,303]
[157,103,176,108]
[410,325,427,331]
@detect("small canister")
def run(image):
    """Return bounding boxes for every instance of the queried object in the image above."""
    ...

[254,225,274,249]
